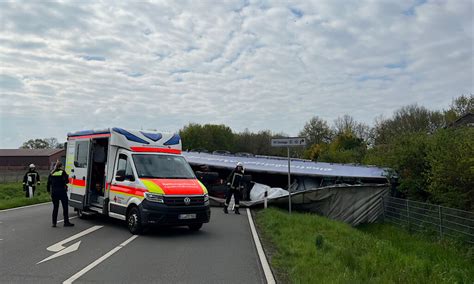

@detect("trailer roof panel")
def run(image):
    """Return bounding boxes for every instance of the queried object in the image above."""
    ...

[182,151,388,179]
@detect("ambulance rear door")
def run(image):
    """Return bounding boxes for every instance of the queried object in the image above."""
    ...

[67,139,92,210]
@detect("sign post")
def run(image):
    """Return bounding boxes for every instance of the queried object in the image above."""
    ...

[271,137,306,214]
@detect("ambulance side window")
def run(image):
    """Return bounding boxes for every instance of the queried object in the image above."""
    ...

[115,154,135,181]
[74,141,88,168]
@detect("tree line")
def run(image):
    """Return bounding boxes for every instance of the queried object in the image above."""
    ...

[179,95,473,211]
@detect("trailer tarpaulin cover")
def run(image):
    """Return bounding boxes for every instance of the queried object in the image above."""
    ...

[183,152,388,179]
[211,184,389,226]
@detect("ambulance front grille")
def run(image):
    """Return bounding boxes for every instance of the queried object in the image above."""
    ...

[164,196,205,206]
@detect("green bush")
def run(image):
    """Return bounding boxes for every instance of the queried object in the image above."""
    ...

[425,128,474,211]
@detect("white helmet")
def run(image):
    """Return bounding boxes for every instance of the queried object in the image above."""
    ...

[29,164,35,168]
[236,162,243,168]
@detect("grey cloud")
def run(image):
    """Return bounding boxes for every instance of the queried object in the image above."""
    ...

[0,74,24,91]
[81,55,106,61]
[1,2,90,36]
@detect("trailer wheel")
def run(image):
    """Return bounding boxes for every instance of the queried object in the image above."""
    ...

[127,207,143,235]
[188,223,202,231]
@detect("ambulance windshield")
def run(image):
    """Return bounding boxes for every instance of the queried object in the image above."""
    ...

[133,154,196,179]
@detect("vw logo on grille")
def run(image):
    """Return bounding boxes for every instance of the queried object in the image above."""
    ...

[184,197,191,205]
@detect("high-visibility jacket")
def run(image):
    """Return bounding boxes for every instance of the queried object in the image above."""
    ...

[47,169,69,195]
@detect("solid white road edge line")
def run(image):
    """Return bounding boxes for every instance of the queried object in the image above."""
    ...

[246,208,276,284]
[62,235,139,284]
[0,202,51,213]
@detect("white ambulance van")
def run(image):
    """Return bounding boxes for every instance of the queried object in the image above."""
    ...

[65,127,210,234]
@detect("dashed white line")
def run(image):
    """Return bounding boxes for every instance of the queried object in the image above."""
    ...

[246,208,276,284]
[62,235,139,284]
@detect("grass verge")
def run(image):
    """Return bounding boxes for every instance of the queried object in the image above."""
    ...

[254,207,474,284]
[0,182,51,210]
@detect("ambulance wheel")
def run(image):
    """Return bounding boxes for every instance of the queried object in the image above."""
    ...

[188,223,202,231]
[127,207,143,235]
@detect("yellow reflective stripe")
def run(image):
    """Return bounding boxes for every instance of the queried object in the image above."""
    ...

[141,179,165,194]
[52,170,63,176]
[198,180,208,194]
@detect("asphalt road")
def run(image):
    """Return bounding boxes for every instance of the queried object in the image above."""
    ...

[0,203,266,284]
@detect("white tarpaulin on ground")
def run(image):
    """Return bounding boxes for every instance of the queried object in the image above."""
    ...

[249,183,288,201]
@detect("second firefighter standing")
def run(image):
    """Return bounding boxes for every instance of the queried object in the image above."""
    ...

[224,162,245,215]
[23,164,40,198]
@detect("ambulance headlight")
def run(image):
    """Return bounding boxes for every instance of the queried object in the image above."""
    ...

[144,192,164,203]
[204,193,209,202]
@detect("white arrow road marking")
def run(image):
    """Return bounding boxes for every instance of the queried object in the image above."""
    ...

[47,225,103,252]
[37,225,104,265]
[37,241,81,264]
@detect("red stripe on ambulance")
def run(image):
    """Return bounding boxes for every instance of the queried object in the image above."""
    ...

[130,147,181,154]
[110,185,147,197]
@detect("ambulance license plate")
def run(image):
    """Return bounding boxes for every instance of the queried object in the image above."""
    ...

[179,214,196,220]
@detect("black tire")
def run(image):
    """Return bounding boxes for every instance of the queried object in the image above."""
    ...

[127,207,143,235]
[188,223,203,231]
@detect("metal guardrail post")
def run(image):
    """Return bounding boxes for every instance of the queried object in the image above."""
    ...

[406,199,410,228]
[382,196,386,221]
[439,206,443,239]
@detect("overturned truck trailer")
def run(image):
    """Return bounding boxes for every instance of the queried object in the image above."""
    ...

[182,151,390,226]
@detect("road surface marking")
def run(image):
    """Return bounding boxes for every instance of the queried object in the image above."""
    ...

[37,241,81,264]
[63,235,139,284]
[37,225,104,264]
[246,208,276,284]
[47,225,103,252]
[58,216,78,223]
[0,202,50,213]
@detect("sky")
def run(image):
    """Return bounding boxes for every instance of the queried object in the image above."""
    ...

[0,0,472,148]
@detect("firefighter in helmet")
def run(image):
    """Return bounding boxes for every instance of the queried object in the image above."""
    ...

[223,162,244,214]
[23,164,40,198]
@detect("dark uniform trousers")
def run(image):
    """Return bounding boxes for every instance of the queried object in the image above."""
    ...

[225,188,241,207]
[52,193,70,225]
